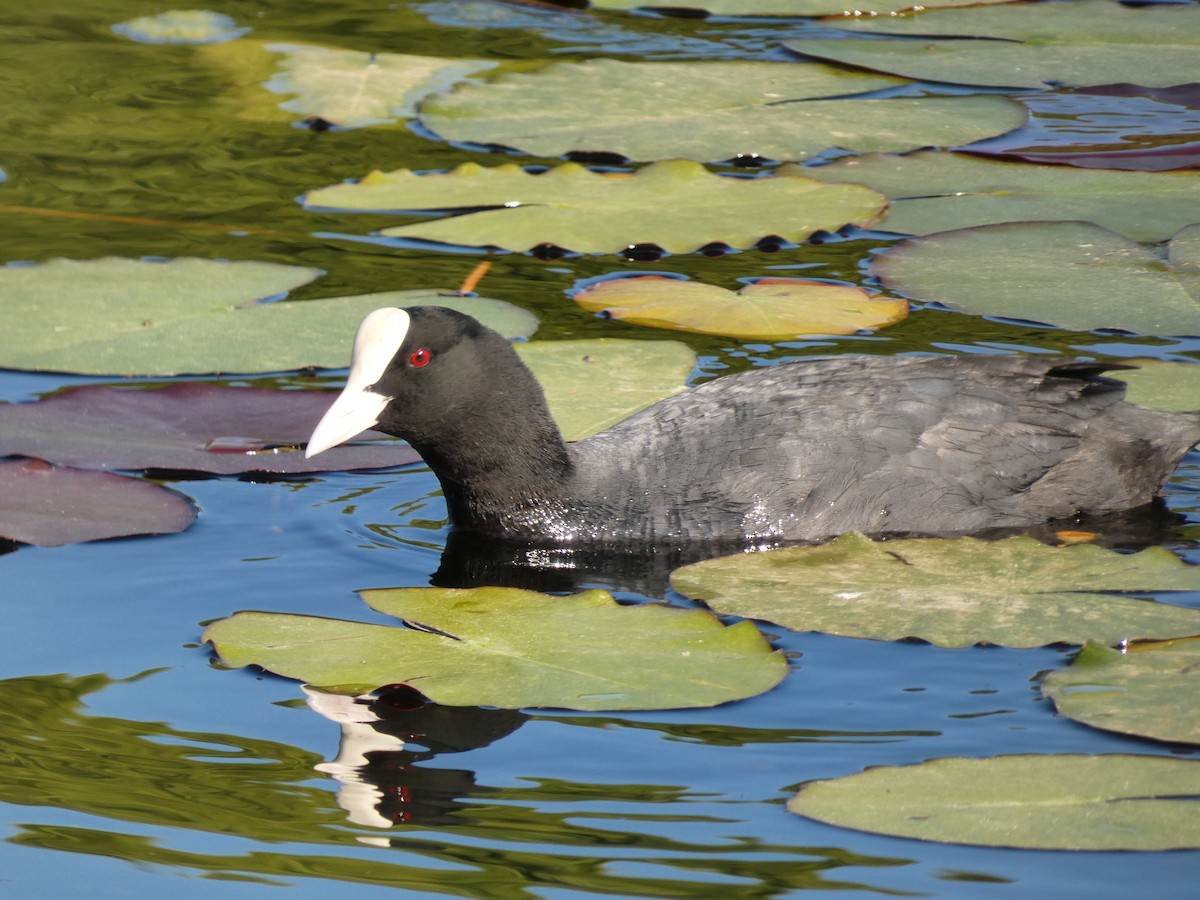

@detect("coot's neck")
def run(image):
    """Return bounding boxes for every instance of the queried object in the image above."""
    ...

[405,368,576,538]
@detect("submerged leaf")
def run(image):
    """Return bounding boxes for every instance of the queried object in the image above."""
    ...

[0,459,195,547]
[574,276,907,339]
[305,159,887,254]
[803,151,1200,242]
[786,0,1200,89]
[421,59,1022,163]
[1042,640,1200,745]
[112,10,248,45]
[670,533,1200,648]
[872,222,1200,337]
[201,40,495,127]
[517,339,696,441]
[204,586,788,710]
[789,755,1200,851]
[0,384,419,475]
[0,257,535,375]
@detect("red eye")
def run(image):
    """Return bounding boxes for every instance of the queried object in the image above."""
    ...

[408,347,432,368]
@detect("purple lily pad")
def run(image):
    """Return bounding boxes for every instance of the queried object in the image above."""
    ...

[0,458,196,547]
[0,383,419,475]
[967,84,1200,171]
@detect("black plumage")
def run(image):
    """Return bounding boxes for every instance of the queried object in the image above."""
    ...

[307,307,1200,547]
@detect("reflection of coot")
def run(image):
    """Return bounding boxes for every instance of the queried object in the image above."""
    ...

[306,307,1200,549]
[306,685,526,829]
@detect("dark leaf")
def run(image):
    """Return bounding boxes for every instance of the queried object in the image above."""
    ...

[0,384,419,475]
[0,459,195,547]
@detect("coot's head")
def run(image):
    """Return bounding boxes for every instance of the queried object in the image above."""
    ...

[305,306,511,458]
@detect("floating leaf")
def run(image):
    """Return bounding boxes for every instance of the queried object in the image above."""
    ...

[1111,361,1200,413]
[0,384,420,475]
[200,40,494,127]
[785,0,1200,89]
[305,159,887,254]
[0,459,195,547]
[0,257,536,375]
[421,59,1024,163]
[574,276,907,339]
[788,755,1200,851]
[204,586,788,710]
[517,339,696,441]
[589,0,1014,14]
[872,222,1200,337]
[802,151,1200,242]
[670,533,1200,648]
[1043,640,1200,745]
[112,9,249,45]
[970,84,1200,173]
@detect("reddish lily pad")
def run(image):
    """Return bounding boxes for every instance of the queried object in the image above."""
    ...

[0,459,195,547]
[970,84,1200,172]
[0,383,419,475]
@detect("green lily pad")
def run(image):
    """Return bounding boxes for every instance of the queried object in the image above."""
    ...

[112,9,248,45]
[1111,360,1200,413]
[872,222,1200,338]
[0,459,195,547]
[785,0,1200,89]
[1042,640,1200,745]
[199,40,494,127]
[574,276,907,339]
[789,755,1200,850]
[204,586,788,710]
[590,0,1012,14]
[670,533,1200,648]
[517,339,696,441]
[801,151,1200,243]
[305,159,887,254]
[420,59,1024,163]
[0,258,536,374]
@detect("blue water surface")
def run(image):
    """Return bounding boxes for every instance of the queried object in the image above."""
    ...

[2,1,1200,897]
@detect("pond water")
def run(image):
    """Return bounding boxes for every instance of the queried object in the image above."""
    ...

[2,2,1199,898]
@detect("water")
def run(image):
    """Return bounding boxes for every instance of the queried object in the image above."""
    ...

[2,1,1199,897]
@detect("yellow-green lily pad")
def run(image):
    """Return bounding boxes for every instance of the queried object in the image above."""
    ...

[518,339,696,441]
[204,586,788,710]
[785,0,1200,89]
[670,533,1200,648]
[574,276,907,339]
[789,755,1200,850]
[802,151,1200,242]
[1042,640,1200,745]
[199,40,494,127]
[0,257,536,375]
[420,58,1023,163]
[872,222,1200,337]
[304,159,887,254]
[1111,361,1200,413]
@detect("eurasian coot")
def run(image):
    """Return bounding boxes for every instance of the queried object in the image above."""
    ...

[306,307,1200,545]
